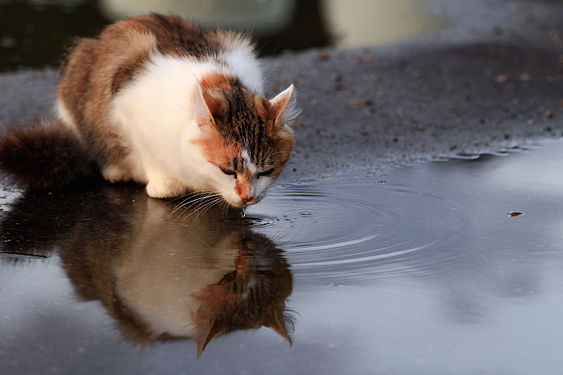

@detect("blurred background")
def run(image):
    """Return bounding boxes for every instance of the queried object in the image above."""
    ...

[0,0,448,71]
[0,0,561,72]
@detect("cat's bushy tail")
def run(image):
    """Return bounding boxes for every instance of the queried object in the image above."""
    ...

[0,120,99,190]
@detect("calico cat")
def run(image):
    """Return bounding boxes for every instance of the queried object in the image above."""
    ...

[0,14,298,207]
[1,184,294,357]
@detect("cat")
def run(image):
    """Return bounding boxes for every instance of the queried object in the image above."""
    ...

[0,14,298,207]
[1,184,294,358]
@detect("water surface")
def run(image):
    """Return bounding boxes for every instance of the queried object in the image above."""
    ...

[1,141,563,374]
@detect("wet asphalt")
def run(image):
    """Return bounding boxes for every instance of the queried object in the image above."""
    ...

[0,1,561,184]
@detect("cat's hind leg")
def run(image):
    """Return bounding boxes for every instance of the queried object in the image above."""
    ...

[101,155,146,184]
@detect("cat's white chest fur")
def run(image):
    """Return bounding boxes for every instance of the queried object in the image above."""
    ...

[110,51,263,198]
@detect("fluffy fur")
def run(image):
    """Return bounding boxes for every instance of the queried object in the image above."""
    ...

[0,121,98,189]
[0,14,298,207]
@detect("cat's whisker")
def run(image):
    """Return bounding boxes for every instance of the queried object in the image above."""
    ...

[191,201,214,221]
[206,197,224,211]
[177,194,222,221]
[172,197,202,214]
[220,200,230,217]
[170,192,196,204]
[178,190,216,201]
[172,191,219,214]
[195,196,223,219]
[173,199,210,220]
[171,197,195,214]
[177,205,200,221]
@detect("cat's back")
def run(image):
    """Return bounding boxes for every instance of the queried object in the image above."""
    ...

[59,14,260,104]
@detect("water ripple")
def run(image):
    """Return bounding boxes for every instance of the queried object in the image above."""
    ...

[243,181,470,283]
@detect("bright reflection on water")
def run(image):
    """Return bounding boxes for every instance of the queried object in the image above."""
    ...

[2,141,563,374]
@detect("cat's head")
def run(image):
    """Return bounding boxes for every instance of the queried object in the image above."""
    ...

[189,74,298,207]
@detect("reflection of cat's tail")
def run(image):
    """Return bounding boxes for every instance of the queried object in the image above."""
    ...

[0,120,99,190]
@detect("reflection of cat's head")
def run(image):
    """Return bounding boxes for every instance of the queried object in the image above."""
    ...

[186,232,293,356]
[0,185,294,357]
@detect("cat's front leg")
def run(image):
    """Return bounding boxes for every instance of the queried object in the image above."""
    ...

[146,177,187,198]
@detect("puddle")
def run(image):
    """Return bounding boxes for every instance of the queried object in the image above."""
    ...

[2,141,563,373]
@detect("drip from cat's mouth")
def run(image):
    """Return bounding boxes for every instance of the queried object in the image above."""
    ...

[234,195,262,209]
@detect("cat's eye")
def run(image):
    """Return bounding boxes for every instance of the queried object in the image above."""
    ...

[257,168,274,179]
[221,167,237,178]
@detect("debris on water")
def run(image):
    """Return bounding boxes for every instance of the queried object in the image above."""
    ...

[349,98,373,106]
[331,73,342,83]
[507,211,524,217]
[519,72,531,81]
[318,49,330,60]
[495,74,509,84]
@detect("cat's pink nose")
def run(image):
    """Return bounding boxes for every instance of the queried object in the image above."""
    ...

[240,195,253,204]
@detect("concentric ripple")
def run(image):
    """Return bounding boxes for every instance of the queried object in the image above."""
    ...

[243,181,471,283]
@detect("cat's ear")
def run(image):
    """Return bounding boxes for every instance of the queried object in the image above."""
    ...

[265,310,293,346]
[194,82,226,129]
[268,84,299,130]
[196,319,221,358]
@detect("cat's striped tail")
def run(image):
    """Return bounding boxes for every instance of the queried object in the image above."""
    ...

[0,120,99,190]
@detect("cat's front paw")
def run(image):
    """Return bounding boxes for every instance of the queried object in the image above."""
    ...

[146,178,186,198]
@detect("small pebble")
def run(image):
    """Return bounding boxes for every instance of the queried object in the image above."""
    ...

[318,50,330,60]
[519,72,531,81]
[495,74,509,84]
[349,98,373,106]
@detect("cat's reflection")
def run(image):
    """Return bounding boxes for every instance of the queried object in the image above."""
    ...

[0,184,294,357]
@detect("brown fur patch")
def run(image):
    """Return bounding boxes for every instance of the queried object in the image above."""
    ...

[57,26,158,168]
[253,95,272,122]
[200,73,236,118]
[200,72,233,91]
[193,133,241,168]
[202,93,227,119]
[110,43,152,95]
[124,14,221,58]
